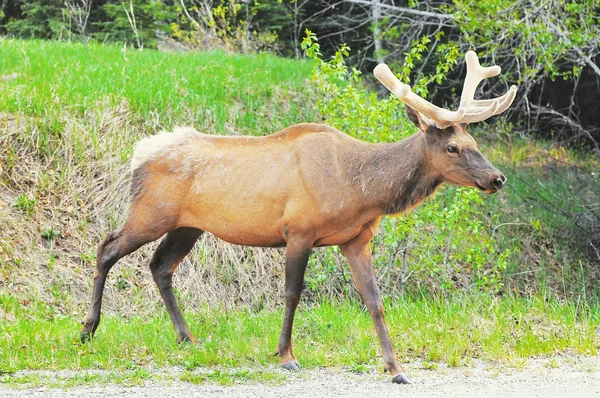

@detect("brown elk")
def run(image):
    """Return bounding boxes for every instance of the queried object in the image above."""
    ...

[81,51,517,384]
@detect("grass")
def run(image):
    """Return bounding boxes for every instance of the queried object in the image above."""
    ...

[480,136,600,296]
[179,369,287,386]
[0,368,287,388]
[0,38,316,316]
[1,38,598,309]
[1,295,598,378]
[0,38,315,134]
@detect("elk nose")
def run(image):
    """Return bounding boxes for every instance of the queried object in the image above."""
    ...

[492,174,507,190]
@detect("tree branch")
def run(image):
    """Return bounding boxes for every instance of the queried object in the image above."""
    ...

[530,103,600,153]
[343,0,454,21]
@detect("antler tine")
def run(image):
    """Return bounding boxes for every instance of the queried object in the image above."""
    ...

[458,100,500,124]
[458,51,517,122]
[462,86,517,112]
[490,85,517,115]
[374,63,465,129]
[460,51,501,108]
[373,52,517,128]
[373,64,410,99]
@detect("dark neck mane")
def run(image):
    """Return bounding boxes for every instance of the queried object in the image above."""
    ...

[359,132,444,215]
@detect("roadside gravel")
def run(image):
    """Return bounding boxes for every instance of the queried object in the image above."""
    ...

[2,356,599,398]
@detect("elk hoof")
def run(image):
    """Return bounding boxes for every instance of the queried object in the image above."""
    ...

[281,359,302,371]
[80,332,92,344]
[176,334,195,344]
[391,372,412,384]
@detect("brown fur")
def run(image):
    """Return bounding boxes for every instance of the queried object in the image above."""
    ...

[129,122,501,246]
[82,117,506,383]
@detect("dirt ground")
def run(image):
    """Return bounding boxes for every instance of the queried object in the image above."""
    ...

[2,356,599,398]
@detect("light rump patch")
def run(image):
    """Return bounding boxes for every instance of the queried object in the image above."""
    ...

[130,127,201,172]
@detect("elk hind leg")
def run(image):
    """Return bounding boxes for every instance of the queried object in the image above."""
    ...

[149,227,203,343]
[81,225,162,343]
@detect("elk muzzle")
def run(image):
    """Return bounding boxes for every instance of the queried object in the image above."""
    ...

[492,174,507,190]
[476,171,507,193]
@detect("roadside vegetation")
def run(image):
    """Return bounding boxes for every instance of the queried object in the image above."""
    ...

[0,37,599,386]
[1,295,599,387]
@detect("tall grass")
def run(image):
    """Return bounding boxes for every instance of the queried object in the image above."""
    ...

[0,39,316,315]
[0,39,315,133]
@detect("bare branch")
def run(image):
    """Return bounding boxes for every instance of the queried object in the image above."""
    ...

[64,0,92,43]
[343,0,453,21]
[123,0,141,49]
[530,103,600,153]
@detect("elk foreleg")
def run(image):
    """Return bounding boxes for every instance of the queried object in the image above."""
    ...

[274,238,312,371]
[340,228,411,384]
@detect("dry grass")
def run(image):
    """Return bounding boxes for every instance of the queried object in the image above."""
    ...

[2,103,599,318]
[0,102,300,317]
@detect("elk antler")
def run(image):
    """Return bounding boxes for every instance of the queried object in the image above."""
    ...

[373,51,517,129]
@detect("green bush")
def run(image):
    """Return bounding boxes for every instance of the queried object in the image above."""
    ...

[5,0,67,40]
[99,0,176,49]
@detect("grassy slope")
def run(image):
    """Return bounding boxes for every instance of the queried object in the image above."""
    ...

[0,40,599,380]
[0,39,314,132]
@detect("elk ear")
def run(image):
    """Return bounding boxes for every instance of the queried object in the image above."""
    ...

[404,104,435,132]
[404,104,421,127]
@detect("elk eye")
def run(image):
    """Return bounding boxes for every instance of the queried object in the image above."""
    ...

[447,145,459,153]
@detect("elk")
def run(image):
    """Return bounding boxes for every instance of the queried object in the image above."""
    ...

[81,51,517,384]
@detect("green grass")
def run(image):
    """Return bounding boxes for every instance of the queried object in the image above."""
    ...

[0,38,318,317]
[1,295,598,377]
[180,369,287,386]
[0,38,315,134]
[0,368,286,388]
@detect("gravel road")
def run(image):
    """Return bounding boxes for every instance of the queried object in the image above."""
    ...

[2,356,599,398]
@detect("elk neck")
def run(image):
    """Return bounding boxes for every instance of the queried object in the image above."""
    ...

[356,132,444,216]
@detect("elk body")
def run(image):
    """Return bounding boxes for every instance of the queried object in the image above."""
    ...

[81,52,516,384]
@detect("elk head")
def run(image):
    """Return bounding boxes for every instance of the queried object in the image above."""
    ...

[374,51,517,193]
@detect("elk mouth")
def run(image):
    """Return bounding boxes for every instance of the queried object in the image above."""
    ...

[475,181,497,194]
